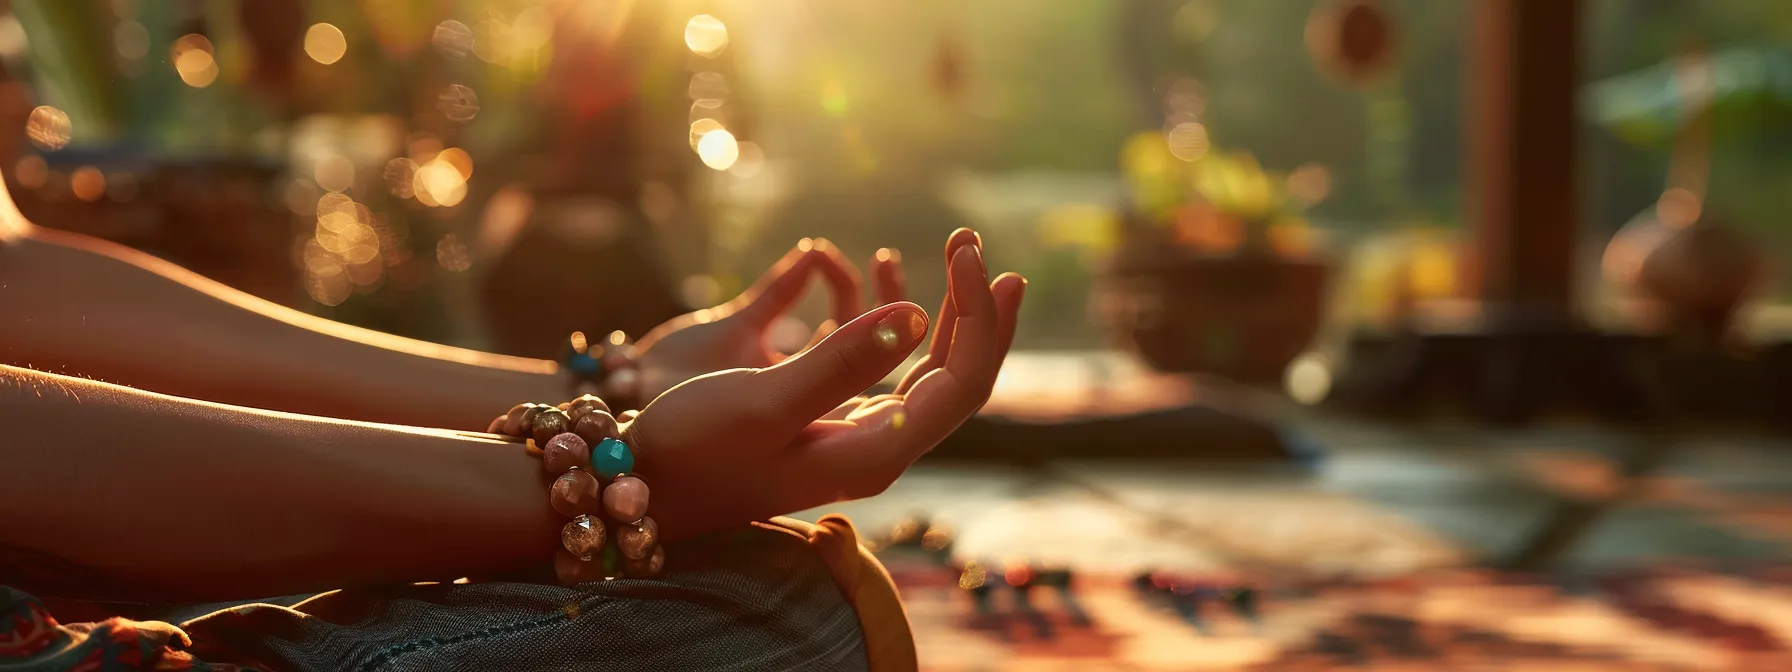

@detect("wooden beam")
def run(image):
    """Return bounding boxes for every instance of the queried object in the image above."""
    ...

[1468,0,1581,322]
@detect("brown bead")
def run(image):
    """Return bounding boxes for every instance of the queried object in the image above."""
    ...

[617,516,658,560]
[551,468,602,517]
[542,432,591,474]
[513,404,547,437]
[556,401,572,412]
[501,403,534,436]
[567,394,610,422]
[531,407,571,447]
[571,411,619,447]
[561,514,606,559]
[603,476,649,524]
[623,544,665,578]
[554,548,605,586]
[486,415,508,434]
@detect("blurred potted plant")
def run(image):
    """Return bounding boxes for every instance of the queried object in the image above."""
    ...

[1104,131,1331,382]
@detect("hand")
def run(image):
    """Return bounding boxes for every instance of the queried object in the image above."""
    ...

[630,239,908,404]
[624,229,1025,541]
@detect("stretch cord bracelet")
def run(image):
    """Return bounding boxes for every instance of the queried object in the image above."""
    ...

[561,330,644,412]
[486,394,664,583]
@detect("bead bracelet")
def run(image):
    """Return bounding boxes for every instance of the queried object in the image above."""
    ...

[561,330,643,412]
[487,393,664,583]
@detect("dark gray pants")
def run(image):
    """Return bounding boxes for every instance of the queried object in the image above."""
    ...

[8,524,870,671]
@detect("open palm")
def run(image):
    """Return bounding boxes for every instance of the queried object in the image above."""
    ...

[625,230,1024,540]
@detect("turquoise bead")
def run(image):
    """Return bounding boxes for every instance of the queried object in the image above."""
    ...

[592,438,635,479]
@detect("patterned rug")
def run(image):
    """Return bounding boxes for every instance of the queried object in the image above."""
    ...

[883,550,1792,670]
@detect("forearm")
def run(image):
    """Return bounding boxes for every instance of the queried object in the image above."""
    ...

[0,364,559,602]
[0,229,564,429]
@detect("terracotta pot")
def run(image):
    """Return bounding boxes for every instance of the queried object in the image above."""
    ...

[1105,223,1331,382]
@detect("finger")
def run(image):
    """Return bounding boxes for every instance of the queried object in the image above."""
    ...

[812,239,865,325]
[990,273,1027,362]
[733,240,820,326]
[872,248,907,305]
[894,228,980,394]
[748,302,928,438]
[821,396,868,421]
[796,244,1000,487]
[900,244,1000,438]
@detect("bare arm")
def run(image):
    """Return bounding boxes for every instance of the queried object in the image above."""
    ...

[0,364,558,603]
[0,222,566,431]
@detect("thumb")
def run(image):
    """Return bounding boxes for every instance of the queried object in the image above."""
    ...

[749,302,928,436]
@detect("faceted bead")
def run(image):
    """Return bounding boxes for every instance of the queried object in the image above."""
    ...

[567,394,610,423]
[571,412,618,447]
[617,516,658,560]
[542,433,590,474]
[550,468,602,517]
[623,545,666,578]
[603,476,649,523]
[501,403,534,436]
[561,514,606,559]
[532,408,571,448]
[554,548,605,586]
[568,351,602,376]
[513,404,547,438]
[591,437,634,479]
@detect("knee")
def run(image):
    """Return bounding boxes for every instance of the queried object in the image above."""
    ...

[763,515,917,672]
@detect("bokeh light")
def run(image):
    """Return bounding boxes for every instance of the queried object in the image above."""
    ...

[689,118,725,150]
[436,233,472,271]
[384,158,417,198]
[681,275,722,307]
[1165,122,1210,162]
[305,266,352,306]
[1285,354,1332,405]
[684,15,729,58]
[175,49,219,87]
[688,72,729,102]
[313,154,356,193]
[13,156,46,188]
[25,106,72,151]
[69,166,105,202]
[437,147,473,178]
[697,129,740,171]
[414,152,470,207]
[437,84,480,122]
[305,23,348,65]
[431,20,474,59]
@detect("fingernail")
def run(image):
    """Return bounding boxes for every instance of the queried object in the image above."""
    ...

[874,308,926,350]
[797,238,814,252]
[875,248,896,263]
